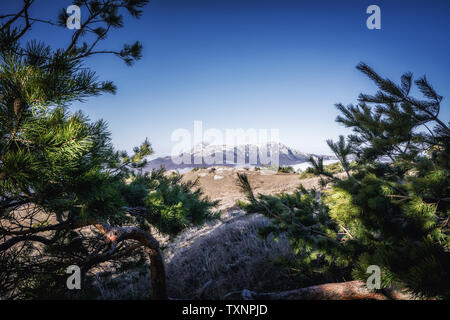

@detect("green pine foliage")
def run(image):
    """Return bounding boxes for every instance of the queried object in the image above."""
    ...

[278,166,296,173]
[238,63,449,299]
[0,0,217,299]
[123,169,219,236]
[298,161,355,180]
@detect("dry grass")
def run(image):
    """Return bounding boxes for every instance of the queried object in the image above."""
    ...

[89,209,297,300]
[90,269,152,300]
[88,169,328,299]
[81,210,295,300]
[181,166,322,210]
[4,168,324,299]
[164,209,296,299]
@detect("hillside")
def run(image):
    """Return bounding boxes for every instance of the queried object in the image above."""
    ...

[180,166,335,210]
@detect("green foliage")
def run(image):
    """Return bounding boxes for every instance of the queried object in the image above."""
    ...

[238,64,450,299]
[277,166,295,173]
[123,169,219,236]
[326,136,351,176]
[0,0,218,299]
[298,170,316,179]
[298,161,352,180]
[237,175,355,284]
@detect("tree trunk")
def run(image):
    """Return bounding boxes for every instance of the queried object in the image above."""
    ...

[94,224,168,299]
[231,280,391,300]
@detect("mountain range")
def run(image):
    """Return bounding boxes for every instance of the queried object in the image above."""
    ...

[145,142,337,172]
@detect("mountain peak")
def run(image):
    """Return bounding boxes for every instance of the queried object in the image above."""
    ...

[145,142,336,171]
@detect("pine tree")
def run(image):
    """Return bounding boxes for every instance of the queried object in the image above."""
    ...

[0,1,217,299]
[238,63,449,299]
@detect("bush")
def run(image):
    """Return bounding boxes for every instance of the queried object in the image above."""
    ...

[237,64,450,299]
[298,162,348,179]
[127,169,220,236]
[278,166,295,173]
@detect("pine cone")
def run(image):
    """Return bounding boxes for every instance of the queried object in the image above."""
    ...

[0,172,5,180]
[14,98,24,117]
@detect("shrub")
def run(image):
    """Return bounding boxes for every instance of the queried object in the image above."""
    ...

[237,64,450,299]
[278,166,295,173]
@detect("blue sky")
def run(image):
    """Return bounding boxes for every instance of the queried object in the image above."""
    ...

[4,0,450,155]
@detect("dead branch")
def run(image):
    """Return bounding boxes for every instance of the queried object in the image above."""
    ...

[0,234,54,251]
[94,223,168,299]
[0,210,168,299]
[224,280,391,300]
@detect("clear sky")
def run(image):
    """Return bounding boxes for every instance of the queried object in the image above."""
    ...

[4,0,450,156]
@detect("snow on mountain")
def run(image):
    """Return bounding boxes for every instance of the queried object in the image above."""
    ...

[145,142,337,172]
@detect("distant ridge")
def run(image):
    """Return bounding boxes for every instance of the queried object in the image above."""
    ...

[145,142,337,171]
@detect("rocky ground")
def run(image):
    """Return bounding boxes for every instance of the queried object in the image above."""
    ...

[178,166,324,211]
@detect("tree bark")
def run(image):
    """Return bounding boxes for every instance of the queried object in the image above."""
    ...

[230,280,391,300]
[0,217,168,299]
[94,224,168,300]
